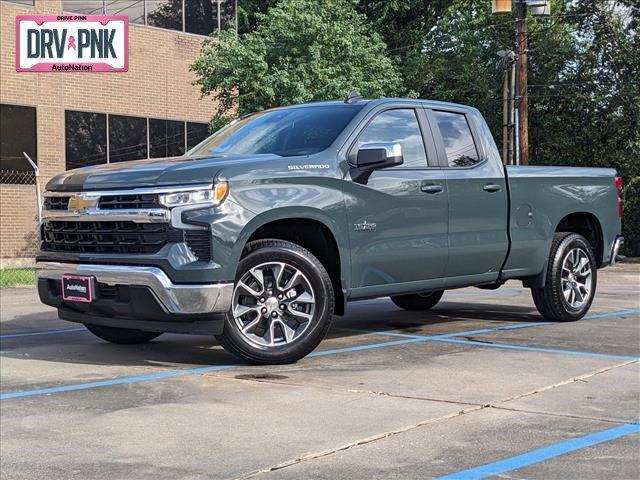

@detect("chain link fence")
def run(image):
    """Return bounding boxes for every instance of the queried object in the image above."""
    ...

[0,164,41,288]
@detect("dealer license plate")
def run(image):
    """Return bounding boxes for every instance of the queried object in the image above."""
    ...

[61,275,94,303]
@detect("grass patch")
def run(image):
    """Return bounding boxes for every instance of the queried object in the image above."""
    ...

[0,268,35,287]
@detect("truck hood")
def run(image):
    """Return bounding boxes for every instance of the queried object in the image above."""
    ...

[46,154,284,191]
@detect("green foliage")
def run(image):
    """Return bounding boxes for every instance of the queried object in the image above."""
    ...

[622,177,640,257]
[192,0,404,128]
[0,268,35,288]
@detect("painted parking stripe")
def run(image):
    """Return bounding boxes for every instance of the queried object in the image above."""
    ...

[0,289,524,340]
[358,288,523,306]
[434,308,640,339]
[436,422,640,480]
[431,337,639,361]
[0,364,239,400]
[0,328,86,339]
[337,308,640,360]
[0,337,425,400]
[2,309,637,400]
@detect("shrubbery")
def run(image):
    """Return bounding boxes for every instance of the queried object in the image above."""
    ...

[622,176,640,257]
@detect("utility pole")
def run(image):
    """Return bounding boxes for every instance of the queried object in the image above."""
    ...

[497,49,516,165]
[515,0,529,165]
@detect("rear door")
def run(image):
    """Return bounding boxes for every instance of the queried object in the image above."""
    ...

[345,105,449,294]
[427,107,508,283]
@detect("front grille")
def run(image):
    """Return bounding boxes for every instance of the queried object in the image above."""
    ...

[41,221,169,255]
[44,196,70,210]
[98,193,160,210]
[185,230,211,261]
[41,221,212,260]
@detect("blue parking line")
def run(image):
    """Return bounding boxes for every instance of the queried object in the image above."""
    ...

[0,337,425,400]
[358,288,523,306]
[0,364,239,400]
[0,328,86,339]
[436,422,640,480]
[430,337,639,361]
[2,309,637,400]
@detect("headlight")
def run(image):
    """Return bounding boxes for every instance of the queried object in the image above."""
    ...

[159,182,228,208]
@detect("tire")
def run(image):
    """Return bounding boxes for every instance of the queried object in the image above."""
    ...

[85,324,162,344]
[531,232,597,322]
[390,290,444,311]
[216,239,335,365]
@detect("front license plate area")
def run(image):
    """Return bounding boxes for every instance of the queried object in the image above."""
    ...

[61,275,94,303]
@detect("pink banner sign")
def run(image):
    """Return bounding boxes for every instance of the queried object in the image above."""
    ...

[16,14,128,72]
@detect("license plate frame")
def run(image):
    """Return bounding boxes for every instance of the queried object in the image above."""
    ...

[61,274,94,303]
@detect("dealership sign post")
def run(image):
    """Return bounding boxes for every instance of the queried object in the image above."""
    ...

[16,15,128,72]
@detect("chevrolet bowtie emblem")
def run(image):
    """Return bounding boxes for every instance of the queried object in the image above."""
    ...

[68,195,95,212]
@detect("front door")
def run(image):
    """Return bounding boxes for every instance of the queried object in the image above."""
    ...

[345,107,449,295]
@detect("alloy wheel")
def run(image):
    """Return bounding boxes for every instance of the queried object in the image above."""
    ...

[561,247,592,309]
[232,262,316,348]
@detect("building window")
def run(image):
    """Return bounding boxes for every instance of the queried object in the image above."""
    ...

[106,0,146,24]
[64,111,209,169]
[187,122,210,149]
[63,0,237,35]
[62,1,104,15]
[1,104,37,184]
[149,119,185,158]
[147,0,183,31]
[109,115,148,162]
[432,111,480,167]
[65,111,108,170]
[3,0,35,5]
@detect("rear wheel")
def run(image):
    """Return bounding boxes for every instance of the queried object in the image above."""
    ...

[216,239,334,364]
[531,232,597,321]
[85,324,162,344]
[390,290,444,311]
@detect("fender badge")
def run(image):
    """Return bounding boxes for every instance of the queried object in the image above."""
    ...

[354,220,376,232]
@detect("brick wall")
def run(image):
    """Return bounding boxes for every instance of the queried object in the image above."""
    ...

[0,0,220,265]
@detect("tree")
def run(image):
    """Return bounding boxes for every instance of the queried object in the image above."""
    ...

[191,0,405,130]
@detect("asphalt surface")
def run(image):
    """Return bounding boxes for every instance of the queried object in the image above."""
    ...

[1,263,638,480]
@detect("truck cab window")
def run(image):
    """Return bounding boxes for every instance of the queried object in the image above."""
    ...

[357,109,428,168]
[432,111,480,167]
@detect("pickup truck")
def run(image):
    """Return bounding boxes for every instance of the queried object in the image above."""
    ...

[37,98,624,364]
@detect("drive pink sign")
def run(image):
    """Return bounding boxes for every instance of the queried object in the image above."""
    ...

[16,14,128,72]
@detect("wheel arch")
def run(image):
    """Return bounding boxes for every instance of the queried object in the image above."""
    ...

[554,212,604,267]
[235,209,348,315]
[523,211,604,288]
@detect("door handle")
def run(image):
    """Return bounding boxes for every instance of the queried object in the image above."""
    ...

[421,183,444,194]
[483,183,502,193]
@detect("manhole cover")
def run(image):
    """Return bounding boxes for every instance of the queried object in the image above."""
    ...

[234,373,288,381]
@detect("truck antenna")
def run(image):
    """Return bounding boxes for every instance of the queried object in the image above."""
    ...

[344,90,363,104]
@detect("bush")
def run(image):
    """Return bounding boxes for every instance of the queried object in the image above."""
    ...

[0,268,35,288]
[622,176,640,257]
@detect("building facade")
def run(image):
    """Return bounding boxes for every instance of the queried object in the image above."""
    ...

[1,0,232,266]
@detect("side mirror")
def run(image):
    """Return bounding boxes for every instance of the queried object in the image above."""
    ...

[351,143,403,184]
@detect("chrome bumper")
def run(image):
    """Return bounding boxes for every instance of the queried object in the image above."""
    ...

[609,235,625,266]
[36,262,233,315]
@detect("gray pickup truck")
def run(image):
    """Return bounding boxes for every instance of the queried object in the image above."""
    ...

[37,98,624,364]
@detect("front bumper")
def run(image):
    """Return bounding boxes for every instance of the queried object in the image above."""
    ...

[36,262,233,315]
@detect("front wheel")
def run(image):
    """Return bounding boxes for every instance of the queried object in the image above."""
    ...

[216,239,335,365]
[531,232,597,321]
[390,290,444,311]
[85,324,162,344]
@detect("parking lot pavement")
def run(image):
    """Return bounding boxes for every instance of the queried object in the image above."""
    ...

[1,264,638,479]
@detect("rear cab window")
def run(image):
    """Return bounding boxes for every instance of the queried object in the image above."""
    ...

[432,110,480,167]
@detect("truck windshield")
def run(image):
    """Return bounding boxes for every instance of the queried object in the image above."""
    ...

[188,105,363,157]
